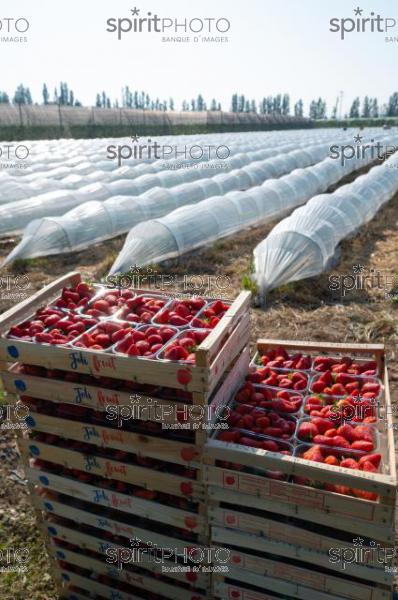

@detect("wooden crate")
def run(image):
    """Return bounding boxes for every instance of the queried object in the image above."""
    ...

[0,271,251,394]
[211,527,392,600]
[26,465,206,534]
[3,345,250,455]
[20,437,203,500]
[212,569,378,600]
[204,338,396,542]
[51,544,208,600]
[214,578,295,600]
[44,518,210,588]
[58,569,207,599]
[32,492,203,556]
[208,501,392,583]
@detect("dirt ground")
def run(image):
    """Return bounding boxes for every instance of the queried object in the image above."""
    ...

[0,163,397,599]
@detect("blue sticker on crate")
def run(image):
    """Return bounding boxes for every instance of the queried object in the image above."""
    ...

[69,596,78,600]
[47,526,57,536]
[39,475,49,486]
[56,550,65,559]
[25,416,36,427]
[7,346,19,358]
[62,573,70,581]
[44,502,53,512]
[29,444,39,456]
[14,380,26,392]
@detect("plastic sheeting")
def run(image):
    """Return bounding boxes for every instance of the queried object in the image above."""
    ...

[108,149,375,275]
[0,129,351,202]
[253,151,398,296]
[0,131,346,236]
[2,143,330,264]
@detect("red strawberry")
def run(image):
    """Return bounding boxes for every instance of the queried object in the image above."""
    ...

[358,453,381,468]
[298,422,318,441]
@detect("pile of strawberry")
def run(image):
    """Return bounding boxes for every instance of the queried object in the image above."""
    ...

[298,445,381,500]
[304,393,377,423]
[73,321,135,350]
[247,367,308,391]
[8,309,98,346]
[190,300,230,329]
[115,325,176,357]
[310,371,381,398]
[53,281,96,311]
[257,346,311,371]
[7,306,65,341]
[82,289,135,318]
[297,418,376,452]
[235,382,303,414]
[116,294,168,323]
[225,404,296,440]
[313,355,378,376]
[154,297,206,327]
[161,330,209,363]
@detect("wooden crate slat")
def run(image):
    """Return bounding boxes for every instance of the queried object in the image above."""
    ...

[205,312,250,392]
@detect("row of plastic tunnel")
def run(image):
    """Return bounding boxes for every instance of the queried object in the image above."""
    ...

[1,128,398,297]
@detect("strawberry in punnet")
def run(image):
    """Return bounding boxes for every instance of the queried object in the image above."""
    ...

[234,383,302,414]
[115,324,174,357]
[258,347,311,371]
[190,299,230,329]
[302,445,324,463]
[298,416,376,451]
[74,321,134,350]
[119,295,167,323]
[297,421,318,441]
[358,453,381,468]
[162,329,209,364]
[313,355,378,377]
[247,366,308,391]
[311,371,380,399]
[155,297,207,327]
[54,281,95,310]
[6,305,67,342]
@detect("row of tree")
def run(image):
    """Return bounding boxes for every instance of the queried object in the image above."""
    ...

[1,84,398,119]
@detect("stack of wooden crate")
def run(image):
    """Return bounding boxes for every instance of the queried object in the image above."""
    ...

[0,271,251,600]
[205,340,397,600]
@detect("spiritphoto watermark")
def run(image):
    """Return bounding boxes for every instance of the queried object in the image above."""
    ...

[328,265,398,299]
[106,7,230,43]
[106,135,230,167]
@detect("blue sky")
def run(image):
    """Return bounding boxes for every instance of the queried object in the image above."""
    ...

[3,0,397,114]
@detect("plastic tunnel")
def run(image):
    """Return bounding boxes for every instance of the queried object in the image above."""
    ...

[252,151,398,296]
